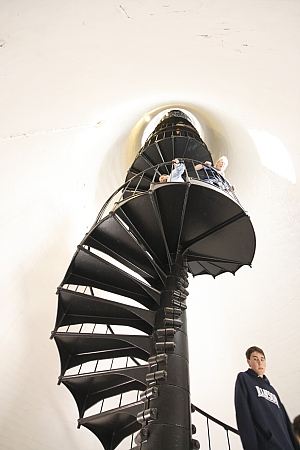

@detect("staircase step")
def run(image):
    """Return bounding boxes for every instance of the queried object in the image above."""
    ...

[82,214,165,289]
[129,153,156,175]
[152,183,190,255]
[53,288,155,335]
[184,214,255,267]
[187,259,242,277]
[125,170,154,191]
[78,401,144,450]
[181,182,245,244]
[60,365,148,418]
[117,194,171,269]
[61,246,161,309]
[180,182,255,273]
[53,332,151,376]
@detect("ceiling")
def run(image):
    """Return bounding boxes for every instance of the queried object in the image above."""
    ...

[1,1,300,449]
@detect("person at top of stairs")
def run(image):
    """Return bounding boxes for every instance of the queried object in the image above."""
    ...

[159,158,186,183]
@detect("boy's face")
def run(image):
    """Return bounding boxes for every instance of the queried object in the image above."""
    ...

[247,351,266,377]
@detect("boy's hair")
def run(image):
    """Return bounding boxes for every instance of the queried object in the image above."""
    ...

[245,346,265,360]
[293,415,300,437]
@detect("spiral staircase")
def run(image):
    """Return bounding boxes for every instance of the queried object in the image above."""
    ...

[51,110,256,449]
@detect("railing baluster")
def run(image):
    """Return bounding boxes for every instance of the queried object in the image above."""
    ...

[207,417,211,450]
[226,428,231,450]
[99,398,104,414]
[130,432,134,449]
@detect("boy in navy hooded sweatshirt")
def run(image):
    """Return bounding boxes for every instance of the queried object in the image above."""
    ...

[234,346,299,450]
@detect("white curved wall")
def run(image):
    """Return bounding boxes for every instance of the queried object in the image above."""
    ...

[1,1,299,449]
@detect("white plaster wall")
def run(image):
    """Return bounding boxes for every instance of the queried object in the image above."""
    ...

[0,1,299,449]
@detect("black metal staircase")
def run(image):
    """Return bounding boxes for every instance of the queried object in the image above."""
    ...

[51,110,255,449]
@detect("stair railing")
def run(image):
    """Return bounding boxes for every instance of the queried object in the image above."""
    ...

[94,159,241,225]
[142,121,205,150]
[191,403,240,450]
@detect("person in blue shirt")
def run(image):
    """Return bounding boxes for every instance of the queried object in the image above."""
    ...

[159,159,186,183]
[234,346,299,450]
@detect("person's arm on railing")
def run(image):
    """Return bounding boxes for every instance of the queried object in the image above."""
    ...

[169,158,185,182]
[194,161,212,170]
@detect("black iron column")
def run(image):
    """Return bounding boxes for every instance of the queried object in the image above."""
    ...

[134,255,200,450]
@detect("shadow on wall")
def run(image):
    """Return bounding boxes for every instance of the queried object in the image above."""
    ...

[95,131,130,208]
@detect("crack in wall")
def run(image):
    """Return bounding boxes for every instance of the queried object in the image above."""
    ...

[0,123,91,141]
[119,5,131,19]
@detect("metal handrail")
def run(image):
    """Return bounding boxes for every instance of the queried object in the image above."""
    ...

[191,403,239,450]
[191,404,239,435]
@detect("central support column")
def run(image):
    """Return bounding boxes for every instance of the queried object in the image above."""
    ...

[134,256,200,450]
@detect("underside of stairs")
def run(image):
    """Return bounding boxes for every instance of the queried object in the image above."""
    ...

[51,109,255,450]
